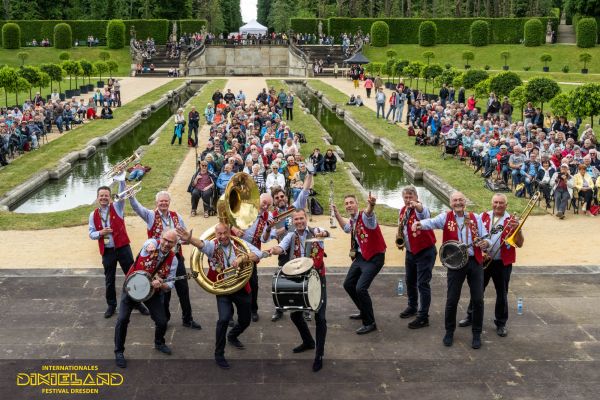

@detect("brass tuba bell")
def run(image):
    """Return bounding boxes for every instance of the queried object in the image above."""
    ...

[190,173,260,295]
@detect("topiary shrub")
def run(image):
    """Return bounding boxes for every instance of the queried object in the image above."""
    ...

[489,71,523,97]
[2,23,21,49]
[470,20,490,47]
[576,18,597,48]
[54,23,72,49]
[462,69,489,89]
[419,21,437,47]
[523,18,543,47]
[106,19,126,49]
[462,50,475,69]
[370,21,389,47]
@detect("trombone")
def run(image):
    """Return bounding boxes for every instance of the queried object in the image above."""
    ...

[483,191,539,269]
[112,181,142,202]
[103,152,140,180]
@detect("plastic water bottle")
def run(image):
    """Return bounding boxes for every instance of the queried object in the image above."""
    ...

[517,297,523,315]
[397,279,404,296]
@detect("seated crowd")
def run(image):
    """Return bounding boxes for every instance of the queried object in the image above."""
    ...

[187,87,338,218]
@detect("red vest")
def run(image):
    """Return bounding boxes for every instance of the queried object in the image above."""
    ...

[93,204,130,255]
[352,212,387,261]
[481,211,516,266]
[442,211,483,264]
[148,210,182,255]
[207,239,251,293]
[250,212,269,249]
[127,241,176,280]
[399,206,436,254]
[288,229,326,276]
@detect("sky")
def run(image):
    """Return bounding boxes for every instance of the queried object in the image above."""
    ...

[241,0,258,23]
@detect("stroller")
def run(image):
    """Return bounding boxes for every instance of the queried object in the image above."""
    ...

[441,136,459,160]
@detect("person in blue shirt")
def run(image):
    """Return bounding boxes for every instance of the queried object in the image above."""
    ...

[521,152,541,197]
[482,139,500,177]
[216,163,234,194]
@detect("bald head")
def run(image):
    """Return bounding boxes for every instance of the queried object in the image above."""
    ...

[159,229,178,252]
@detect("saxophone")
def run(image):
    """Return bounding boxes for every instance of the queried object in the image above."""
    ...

[395,207,412,250]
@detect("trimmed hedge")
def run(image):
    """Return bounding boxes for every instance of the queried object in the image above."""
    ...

[179,19,208,35]
[2,23,21,49]
[290,18,326,35]
[523,18,543,47]
[371,21,389,47]
[107,20,126,49]
[124,20,169,45]
[53,23,72,49]
[576,18,597,48]
[470,20,490,47]
[419,21,437,47]
[462,69,489,89]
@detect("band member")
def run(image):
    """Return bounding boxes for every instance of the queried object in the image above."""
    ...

[459,193,523,337]
[269,209,330,372]
[413,192,490,349]
[333,192,387,335]
[130,191,201,329]
[397,186,437,329]
[264,173,313,322]
[88,179,148,318]
[114,229,179,368]
[177,223,264,369]
[231,193,273,322]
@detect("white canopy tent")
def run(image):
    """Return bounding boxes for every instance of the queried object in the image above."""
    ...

[239,20,268,36]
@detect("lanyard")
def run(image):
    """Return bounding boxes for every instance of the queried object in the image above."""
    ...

[160,212,172,229]
[100,207,110,228]
[219,243,233,267]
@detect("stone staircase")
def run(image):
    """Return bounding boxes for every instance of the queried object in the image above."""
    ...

[137,45,181,77]
[557,15,576,45]
[296,45,348,75]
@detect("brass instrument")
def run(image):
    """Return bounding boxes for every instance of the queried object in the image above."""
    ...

[483,191,539,269]
[103,152,140,180]
[395,207,412,250]
[112,181,142,202]
[329,179,337,229]
[190,172,260,295]
[271,207,296,225]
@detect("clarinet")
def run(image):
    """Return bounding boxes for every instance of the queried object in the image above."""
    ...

[329,179,337,228]
[395,207,412,250]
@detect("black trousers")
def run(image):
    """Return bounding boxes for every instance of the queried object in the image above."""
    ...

[191,187,215,213]
[405,246,437,319]
[290,276,327,357]
[250,265,259,313]
[445,257,484,334]
[466,260,512,328]
[163,253,194,323]
[188,124,199,145]
[114,291,167,354]
[285,107,293,120]
[343,252,385,326]
[102,245,134,307]
[215,288,251,357]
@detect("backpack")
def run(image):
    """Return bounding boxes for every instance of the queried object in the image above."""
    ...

[296,131,307,143]
[310,198,324,215]
[188,137,196,147]
[514,183,526,198]
[407,126,416,137]
[485,178,510,192]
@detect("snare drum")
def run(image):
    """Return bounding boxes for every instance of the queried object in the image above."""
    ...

[272,268,323,312]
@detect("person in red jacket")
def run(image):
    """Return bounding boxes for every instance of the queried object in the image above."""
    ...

[333,192,387,335]
[459,193,523,338]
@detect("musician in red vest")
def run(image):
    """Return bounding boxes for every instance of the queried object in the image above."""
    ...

[396,186,437,329]
[269,209,330,372]
[413,191,491,350]
[88,181,148,318]
[177,223,264,370]
[114,229,179,368]
[333,192,387,335]
[129,190,201,330]
[459,193,523,338]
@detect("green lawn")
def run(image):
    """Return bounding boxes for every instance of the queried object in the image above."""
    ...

[364,44,600,83]
[0,79,225,230]
[267,79,399,225]
[307,79,542,216]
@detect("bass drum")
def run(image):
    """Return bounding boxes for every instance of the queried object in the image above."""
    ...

[272,268,323,312]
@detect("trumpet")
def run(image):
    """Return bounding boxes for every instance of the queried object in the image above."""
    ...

[103,152,140,180]
[112,181,142,202]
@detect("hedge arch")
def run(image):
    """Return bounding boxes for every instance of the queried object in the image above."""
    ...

[2,23,21,49]
[370,21,389,47]
[470,20,490,47]
[106,19,126,49]
[523,18,543,47]
[53,23,72,49]
[419,21,437,47]
[576,18,597,48]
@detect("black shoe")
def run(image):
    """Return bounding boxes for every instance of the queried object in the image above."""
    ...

[303,311,312,321]
[458,317,472,327]
[356,323,377,335]
[443,332,454,347]
[227,336,245,350]
[496,326,508,337]
[251,312,259,322]
[183,320,202,330]
[472,334,482,349]
[408,318,429,329]
[293,342,315,353]
[271,310,283,322]
[228,319,235,327]
[215,356,230,369]
[348,313,363,320]
[104,305,116,318]
[136,303,150,315]
[312,356,323,372]
[154,344,172,355]
[115,352,126,368]
[399,307,417,319]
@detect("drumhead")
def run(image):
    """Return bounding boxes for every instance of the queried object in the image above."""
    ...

[307,270,322,310]
[282,257,313,276]
[125,272,151,301]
